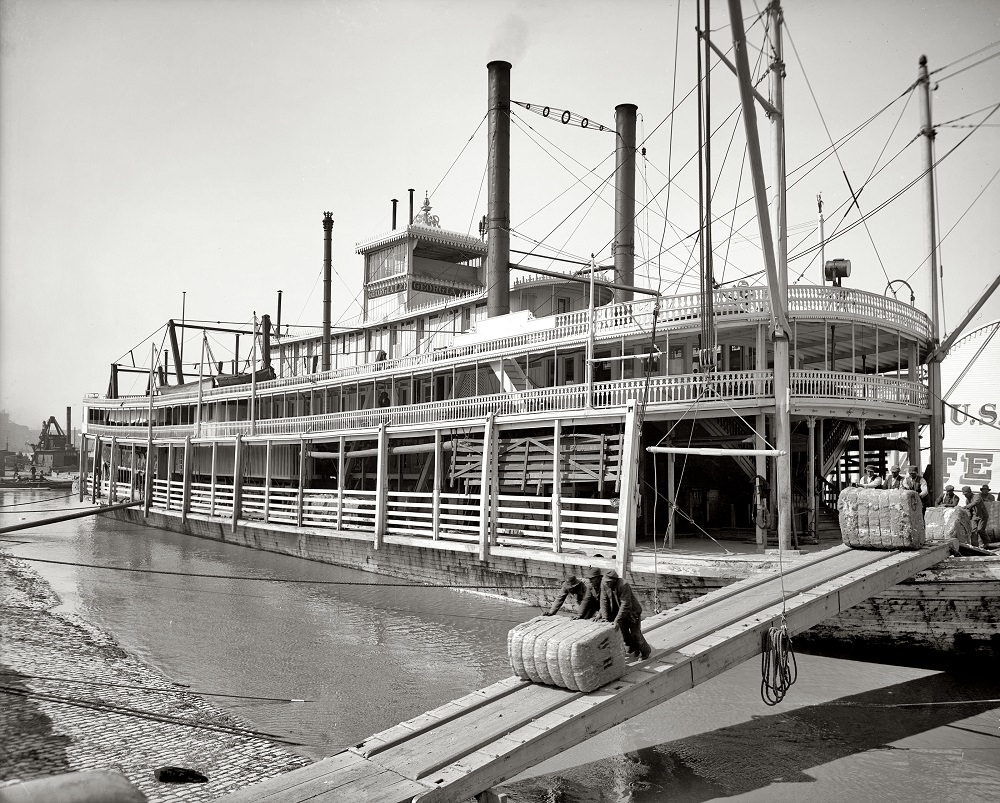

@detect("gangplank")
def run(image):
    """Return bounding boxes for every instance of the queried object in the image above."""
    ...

[219,541,954,803]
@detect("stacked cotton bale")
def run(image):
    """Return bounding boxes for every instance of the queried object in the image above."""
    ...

[837,488,926,549]
[986,499,1000,545]
[508,616,625,692]
[924,505,972,545]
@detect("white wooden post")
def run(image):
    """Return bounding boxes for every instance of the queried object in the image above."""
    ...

[337,435,345,531]
[615,401,640,576]
[755,412,767,546]
[232,434,242,533]
[374,424,388,549]
[666,449,676,548]
[129,443,137,500]
[263,439,272,523]
[478,414,495,562]
[297,436,306,527]
[432,429,442,540]
[91,436,101,503]
[551,419,562,553]
[209,440,217,516]
[181,435,192,525]
[78,434,88,502]
[108,437,119,503]
[165,443,173,511]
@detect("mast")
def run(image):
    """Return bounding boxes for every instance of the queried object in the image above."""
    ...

[918,55,944,495]
[728,0,793,551]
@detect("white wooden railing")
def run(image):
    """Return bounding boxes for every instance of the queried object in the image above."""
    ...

[86,285,932,410]
[84,367,928,441]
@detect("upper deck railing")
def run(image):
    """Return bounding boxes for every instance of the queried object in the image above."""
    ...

[84,369,928,441]
[85,285,931,408]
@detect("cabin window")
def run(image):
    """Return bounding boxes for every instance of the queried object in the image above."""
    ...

[461,308,471,332]
[556,297,569,315]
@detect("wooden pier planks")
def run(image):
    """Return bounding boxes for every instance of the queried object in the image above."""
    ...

[216,541,955,803]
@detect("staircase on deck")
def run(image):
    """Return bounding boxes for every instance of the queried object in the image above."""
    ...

[218,540,954,803]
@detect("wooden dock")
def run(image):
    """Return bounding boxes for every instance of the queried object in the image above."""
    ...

[218,541,954,803]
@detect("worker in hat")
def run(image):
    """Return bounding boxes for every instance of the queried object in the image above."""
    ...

[860,465,883,489]
[963,486,991,548]
[936,485,960,507]
[980,484,995,503]
[902,465,929,510]
[884,465,903,490]
[597,569,651,660]
[543,570,599,619]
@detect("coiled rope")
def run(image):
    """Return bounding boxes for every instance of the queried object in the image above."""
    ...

[761,613,797,705]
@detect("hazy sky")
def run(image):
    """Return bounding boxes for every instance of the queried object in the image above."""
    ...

[1,0,998,428]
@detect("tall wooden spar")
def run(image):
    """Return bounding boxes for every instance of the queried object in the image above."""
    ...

[727,0,793,550]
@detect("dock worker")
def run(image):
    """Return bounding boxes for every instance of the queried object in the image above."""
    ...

[859,465,883,489]
[597,569,651,660]
[884,465,903,489]
[981,484,995,503]
[936,485,960,507]
[962,486,991,548]
[902,465,929,509]
[543,572,599,619]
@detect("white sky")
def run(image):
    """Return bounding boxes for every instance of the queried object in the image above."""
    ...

[1,0,998,428]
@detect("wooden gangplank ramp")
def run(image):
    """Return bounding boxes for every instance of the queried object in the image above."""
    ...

[219,541,953,803]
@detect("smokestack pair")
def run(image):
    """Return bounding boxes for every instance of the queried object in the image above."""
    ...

[484,61,636,316]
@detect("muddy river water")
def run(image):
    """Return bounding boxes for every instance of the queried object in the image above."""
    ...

[3,492,999,801]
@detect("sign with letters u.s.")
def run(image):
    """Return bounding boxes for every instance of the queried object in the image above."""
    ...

[940,321,1000,490]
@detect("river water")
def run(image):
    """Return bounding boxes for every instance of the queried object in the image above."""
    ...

[3,491,999,802]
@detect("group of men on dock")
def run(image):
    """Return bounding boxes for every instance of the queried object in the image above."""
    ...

[544,567,652,660]
[859,463,993,548]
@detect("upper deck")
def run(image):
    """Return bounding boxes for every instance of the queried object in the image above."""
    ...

[83,284,933,441]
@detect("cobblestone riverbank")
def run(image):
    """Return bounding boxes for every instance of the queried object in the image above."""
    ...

[0,553,311,802]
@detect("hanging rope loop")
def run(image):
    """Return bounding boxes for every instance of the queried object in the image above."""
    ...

[761,614,797,705]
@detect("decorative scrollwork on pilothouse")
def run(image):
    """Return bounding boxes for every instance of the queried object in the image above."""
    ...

[412,192,440,228]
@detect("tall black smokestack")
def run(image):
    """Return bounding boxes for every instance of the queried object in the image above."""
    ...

[614,103,637,301]
[261,313,272,369]
[391,198,398,230]
[322,212,333,372]
[486,60,511,318]
[408,189,415,224]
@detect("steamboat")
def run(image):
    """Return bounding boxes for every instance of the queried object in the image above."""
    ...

[79,5,998,661]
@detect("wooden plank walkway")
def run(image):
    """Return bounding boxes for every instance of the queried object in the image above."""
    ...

[218,541,954,803]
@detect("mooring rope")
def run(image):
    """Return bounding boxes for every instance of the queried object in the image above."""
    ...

[760,613,797,705]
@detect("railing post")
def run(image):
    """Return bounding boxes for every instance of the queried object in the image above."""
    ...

[165,443,173,511]
[143,443,153,517]
[337,435,345,531]
[615,401,640,575]
[807,416,817,542]
[297,436,306,527]
[209,440,217,516]
[232,434,242,533]
[478,414,495,562]
[551,419,562,552]
[181,435,192,525]
[263,439,272,523]
[78,434,88,502]
[374,424,388,549]
[432,429,442,540]
[129,443,137,501]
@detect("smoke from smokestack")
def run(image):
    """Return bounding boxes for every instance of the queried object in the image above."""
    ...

[488,14,528,63]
